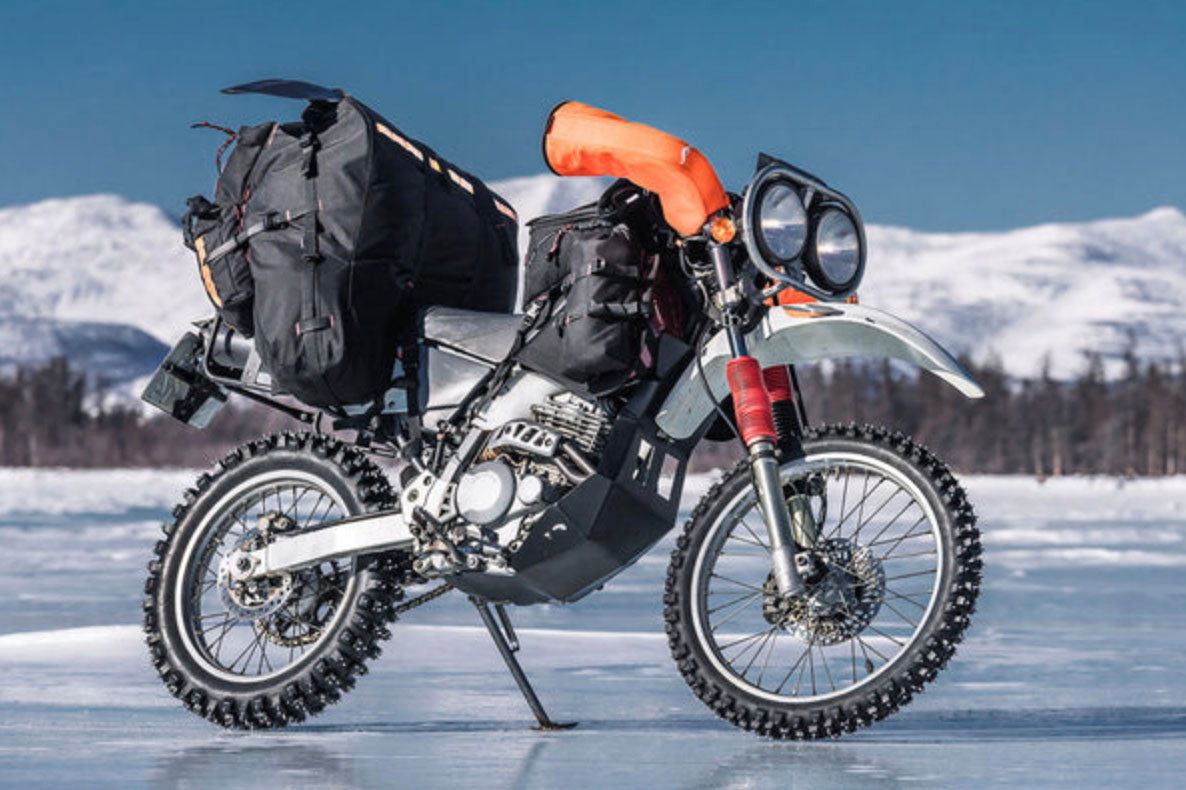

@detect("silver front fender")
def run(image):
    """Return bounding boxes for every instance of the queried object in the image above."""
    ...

[656,302,984,440]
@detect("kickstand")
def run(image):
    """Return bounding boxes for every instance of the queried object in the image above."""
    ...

[470,596,577,731]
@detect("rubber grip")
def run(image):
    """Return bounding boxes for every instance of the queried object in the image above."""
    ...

[727,357,777,446]
[762,365,794,403]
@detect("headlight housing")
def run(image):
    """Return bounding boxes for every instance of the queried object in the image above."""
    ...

[741,157,866,300]
[754,182,808,262]
[805,206,862,292]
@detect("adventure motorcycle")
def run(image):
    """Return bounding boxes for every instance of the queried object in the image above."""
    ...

[142,102,983,738]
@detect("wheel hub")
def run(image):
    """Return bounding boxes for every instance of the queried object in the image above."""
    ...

[216,512,295,621]
[762,537,885,645]
[255,567,347,647]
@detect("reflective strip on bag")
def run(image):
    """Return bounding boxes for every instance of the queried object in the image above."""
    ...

[448,169,474,194]
[374,122,425,162]
[200,262,223,307]
[494,200,518,222]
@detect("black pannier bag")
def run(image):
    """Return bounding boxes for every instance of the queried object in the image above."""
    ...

[518,181,662,394]
[181,79,519,407]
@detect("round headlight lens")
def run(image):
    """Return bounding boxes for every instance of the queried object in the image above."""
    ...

[757,183,808,261]
[808,207,861,290]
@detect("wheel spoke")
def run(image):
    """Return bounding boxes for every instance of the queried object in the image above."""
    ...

[774,639,814,694]
[827,474,884,538]
[882,600,920,628]
[854,490,909,544]
[735,518,771,552]
[718,628,773,654]
[885,569,936,582]
[709,573,764,593]
[756,629,780,686]
[862,497,918,547]
[883,590,928,610]
[739,628,779,677]
[880,548,938,562]
[707,590,761,616]
[866,518,930,549]
[817,643,836,692]
[864,624,907,647]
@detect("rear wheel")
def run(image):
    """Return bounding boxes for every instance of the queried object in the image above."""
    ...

[143,432,407,729]
[664,424,981,738]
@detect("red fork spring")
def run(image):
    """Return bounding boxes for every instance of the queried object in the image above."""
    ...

[726,357,777,447]
[763,365,798,442]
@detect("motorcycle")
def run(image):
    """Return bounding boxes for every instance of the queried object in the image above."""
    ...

[141,105,983,739]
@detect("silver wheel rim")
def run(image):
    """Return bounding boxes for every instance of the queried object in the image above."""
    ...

[689,452,946,705]
[174,470,357,683]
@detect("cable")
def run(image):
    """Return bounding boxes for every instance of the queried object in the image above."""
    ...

[695,321,744,450]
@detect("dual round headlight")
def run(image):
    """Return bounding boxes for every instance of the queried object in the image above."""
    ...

[806,206,862,293]
[744,164,865,299]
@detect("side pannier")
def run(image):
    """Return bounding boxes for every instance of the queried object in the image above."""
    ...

[181,79,519,407]
[518,181,670,395]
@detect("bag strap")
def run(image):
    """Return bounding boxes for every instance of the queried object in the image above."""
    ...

[563,299,653,325]
[200,210,308,264]
[561,256,641,288]
[299,131,322,264]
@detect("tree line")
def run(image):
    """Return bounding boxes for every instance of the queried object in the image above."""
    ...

[795,352,1186,477]
[2,353,1185,475]
[0,357,299,467]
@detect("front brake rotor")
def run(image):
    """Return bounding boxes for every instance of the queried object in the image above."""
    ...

[762,537,885,645]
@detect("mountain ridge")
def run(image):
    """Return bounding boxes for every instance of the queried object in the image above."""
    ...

[1,176,1183,390]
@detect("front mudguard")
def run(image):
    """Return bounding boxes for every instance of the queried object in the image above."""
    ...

[655,302,984,440]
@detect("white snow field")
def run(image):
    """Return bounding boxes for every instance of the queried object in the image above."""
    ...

[1,469,1185,788]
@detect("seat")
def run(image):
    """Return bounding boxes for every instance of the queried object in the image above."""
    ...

[420,306,522,364]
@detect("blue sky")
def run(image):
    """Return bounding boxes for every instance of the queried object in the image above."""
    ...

[0,0,1182,230]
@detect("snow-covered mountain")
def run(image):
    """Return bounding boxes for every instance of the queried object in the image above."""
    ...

[1,176,1183,389]
[867,206,1186,378]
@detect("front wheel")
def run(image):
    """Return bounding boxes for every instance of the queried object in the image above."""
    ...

[665,424,981,738]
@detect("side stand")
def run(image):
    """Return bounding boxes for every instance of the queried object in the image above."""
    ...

[470,596,577,731]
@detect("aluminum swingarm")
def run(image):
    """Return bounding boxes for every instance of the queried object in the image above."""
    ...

[228,430,489,582]
[226,510,416,581]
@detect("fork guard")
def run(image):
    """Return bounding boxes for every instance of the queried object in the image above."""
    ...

[655,302,985,441]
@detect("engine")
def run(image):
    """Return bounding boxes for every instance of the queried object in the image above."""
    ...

[402,389,616,578]
[454,393,614,531]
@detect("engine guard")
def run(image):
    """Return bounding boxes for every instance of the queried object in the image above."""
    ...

[450,411,692,605]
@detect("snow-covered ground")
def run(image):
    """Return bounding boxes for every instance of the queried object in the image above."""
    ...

[1,470,1184,787]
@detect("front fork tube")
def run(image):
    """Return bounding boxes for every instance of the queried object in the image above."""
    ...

[710,240,817,597]
[727,355,818,598]
[748,439,808,597]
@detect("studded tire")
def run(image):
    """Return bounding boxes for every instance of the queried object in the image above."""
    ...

[664,424,982,739]
[143,432,406,730]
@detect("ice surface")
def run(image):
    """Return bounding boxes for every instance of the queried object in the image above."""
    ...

[1,470,1184,787]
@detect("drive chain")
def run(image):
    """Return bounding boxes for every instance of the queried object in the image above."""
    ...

[394,582,455,615]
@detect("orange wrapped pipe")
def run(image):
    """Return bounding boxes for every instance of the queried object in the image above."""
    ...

[543,101,730,236]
